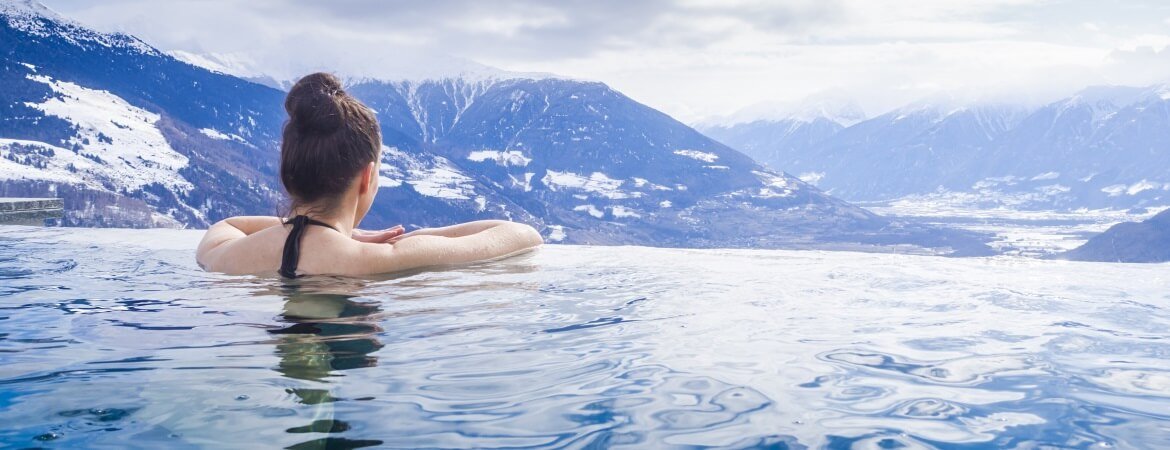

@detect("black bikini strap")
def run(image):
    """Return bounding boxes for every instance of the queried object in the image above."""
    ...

[279,215,337,279]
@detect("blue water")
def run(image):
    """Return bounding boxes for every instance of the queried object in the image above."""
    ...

[1,226,1169,449]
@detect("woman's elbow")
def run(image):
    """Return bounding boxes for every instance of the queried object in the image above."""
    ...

[513,222,543,248]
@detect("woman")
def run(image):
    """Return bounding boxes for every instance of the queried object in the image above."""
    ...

[196,73,543,277]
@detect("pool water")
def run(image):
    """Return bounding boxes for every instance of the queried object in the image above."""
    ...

[1,226,1168,449]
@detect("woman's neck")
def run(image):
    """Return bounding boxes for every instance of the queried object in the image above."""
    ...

[291,203,356,236]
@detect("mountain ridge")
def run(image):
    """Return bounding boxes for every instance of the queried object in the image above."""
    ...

[699,84,1170,211]
[0,0,991,253]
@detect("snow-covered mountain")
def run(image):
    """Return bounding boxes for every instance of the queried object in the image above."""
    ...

[703,86,1170,211]
[703,102,1029,195]
[340,77,898,247]
[972,84,1170,210]
[698,98,865,184]
[699,118,845,183]
[0,0,991,252]
[1,0,288,226]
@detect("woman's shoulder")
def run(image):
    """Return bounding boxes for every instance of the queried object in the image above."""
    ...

[198,225,288,275]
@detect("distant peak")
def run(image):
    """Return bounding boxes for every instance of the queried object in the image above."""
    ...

[0,0,66,21]
[1067,85,1146,107]
[167,49,578,88]
[2,0,158,55]
[699,95,867,128]
[1155,84,1170,101]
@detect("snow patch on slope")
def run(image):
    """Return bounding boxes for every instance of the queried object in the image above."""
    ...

[467,150,531,167]
[508,172,535,192]
[379,146,477,200]
[799,172,825,185]
[632,177,673,191]
[752,171,796,198]
[0,139,85,184]
[546,225,567,242]
[199,128,249,145]
[408,161,476,200]
[573,204,605,218]
[21,74,193,193]
[673,149,719,163]
[1101,180,1166,197]
[542,170,630,199]
[610,205,642,218]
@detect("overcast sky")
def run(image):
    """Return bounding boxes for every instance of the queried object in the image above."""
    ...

[40,0,1170,123]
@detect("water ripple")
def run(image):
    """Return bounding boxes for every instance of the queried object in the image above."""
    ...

[1,228,1168,448]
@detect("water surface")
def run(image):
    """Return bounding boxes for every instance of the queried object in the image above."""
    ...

[1,226,1168,448]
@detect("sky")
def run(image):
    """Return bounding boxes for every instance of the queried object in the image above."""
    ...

[38,0,1170,124]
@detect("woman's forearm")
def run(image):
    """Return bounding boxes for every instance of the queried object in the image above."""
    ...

[409,220,512,238]
[380,222,543,271]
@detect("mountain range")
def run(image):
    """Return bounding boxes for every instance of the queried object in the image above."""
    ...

[0,0,989,252]
[700,86,1170,212]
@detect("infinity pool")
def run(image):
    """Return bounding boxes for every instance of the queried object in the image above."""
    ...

[1,226,1168,448]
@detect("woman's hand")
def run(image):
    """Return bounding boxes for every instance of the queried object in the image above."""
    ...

[351,225,405,244]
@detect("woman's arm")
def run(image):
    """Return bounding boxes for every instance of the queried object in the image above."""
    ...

[388,220,512,242]
[363,221,543,274]
[196,216,282,269]
[223,216,284,235]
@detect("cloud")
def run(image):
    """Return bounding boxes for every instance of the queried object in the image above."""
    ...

[37,0,1170,123]
[1105,44,1170,85]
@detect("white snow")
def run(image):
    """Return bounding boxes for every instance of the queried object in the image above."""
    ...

[752,170,795,198]
[1035,184,1070,196]
[573,204,605,218]
[167,51,265,78]
[18,74,194,194]
[1100,180,1163,197]
[379,146,476,200]
[545,225,566,242]
[198,128,249,144]
[542,170,630,199]
[2,0,158,55]
[0,139,85,184]
[798,172,825,185]
[610,205,642,219]
[508,172,535,192]
[467,150,532,167]
[1159,85,1170,101]
[1101,184,1126,197]
[407,164,476,200]
[394,79,499,143]
[673,149,719,163]
[1126,180,1160,196]
[632,177,673,191]
[697,95,867,128]
[377,175,404,188]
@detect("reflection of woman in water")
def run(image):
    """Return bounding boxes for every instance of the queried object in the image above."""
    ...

[196,72,542,278]
[272,289,385,448]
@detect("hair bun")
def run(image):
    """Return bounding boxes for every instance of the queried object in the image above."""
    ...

[285,72,346,134]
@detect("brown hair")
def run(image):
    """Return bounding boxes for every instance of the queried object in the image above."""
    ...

[281,72,381,214]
